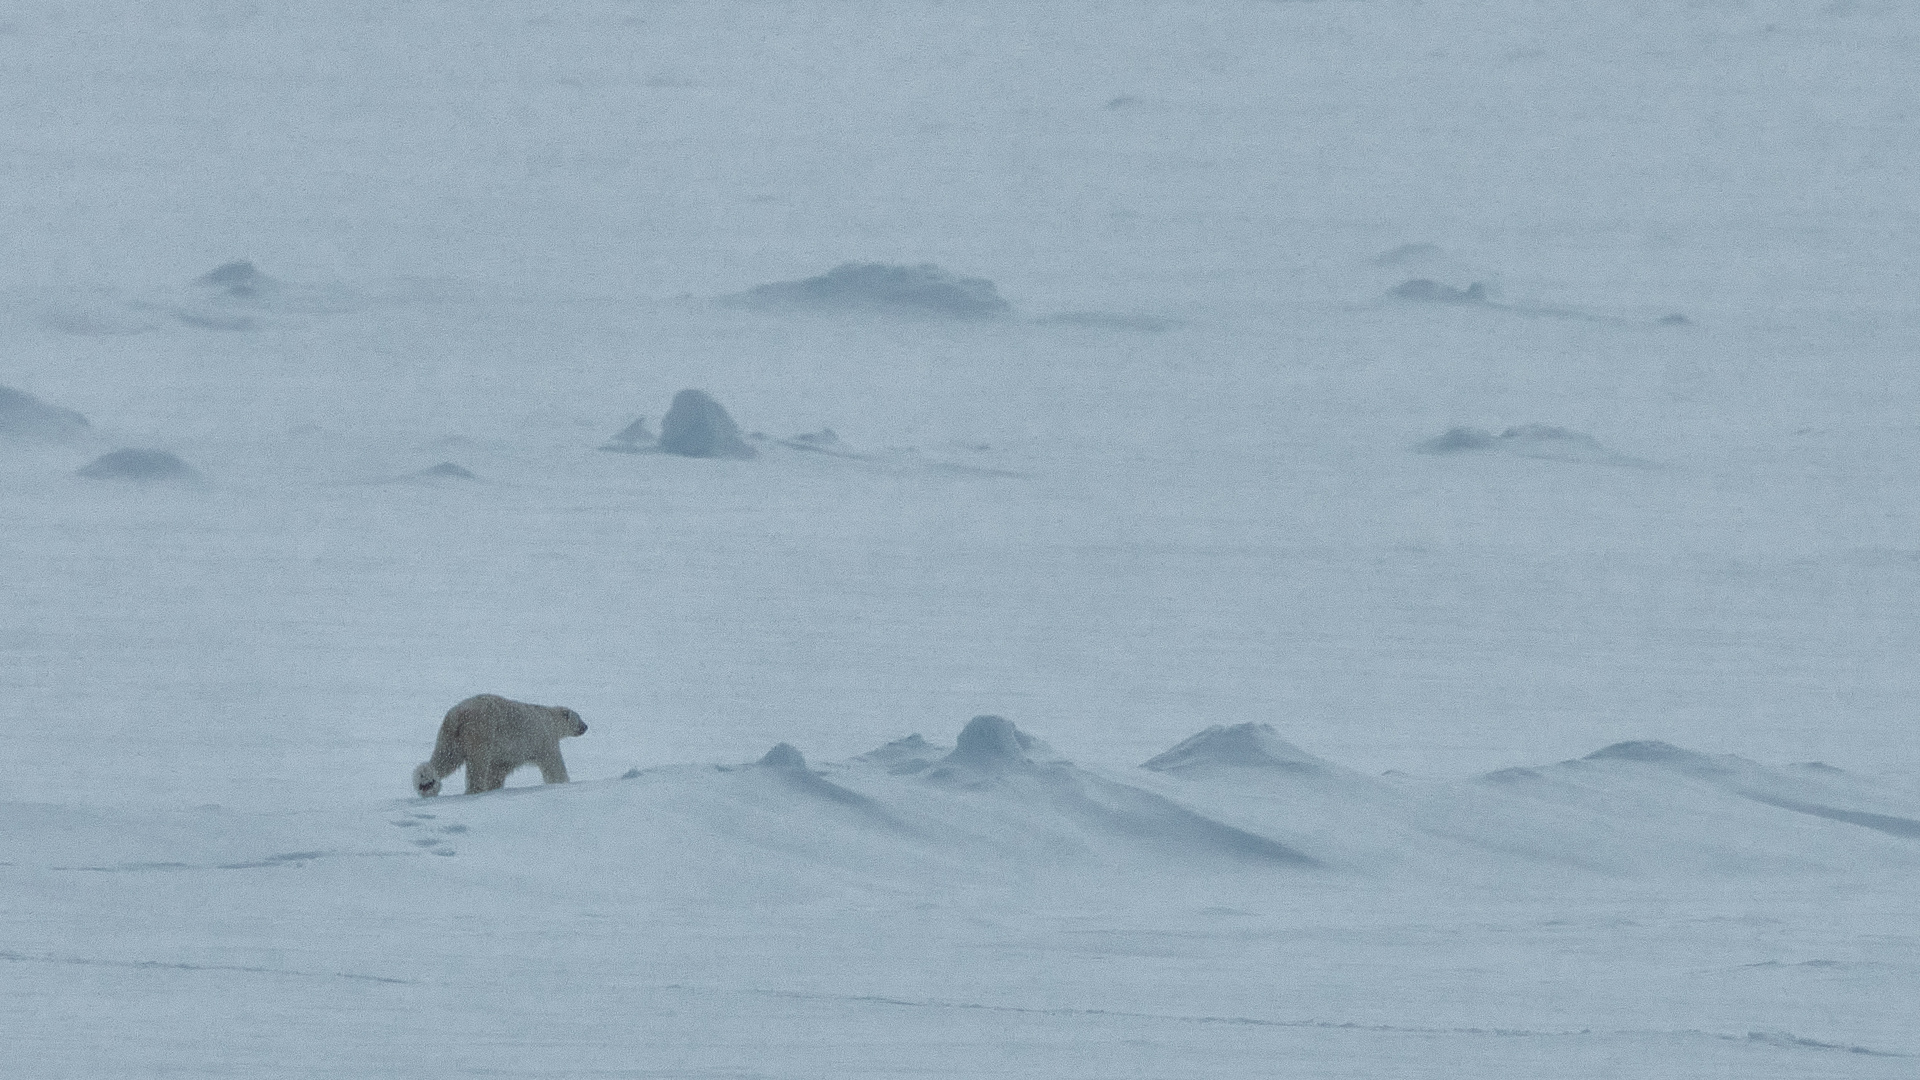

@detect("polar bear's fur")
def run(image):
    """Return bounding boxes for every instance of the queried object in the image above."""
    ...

[412,694,588,797]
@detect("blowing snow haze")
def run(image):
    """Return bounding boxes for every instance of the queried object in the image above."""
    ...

[3,1,1918,1077]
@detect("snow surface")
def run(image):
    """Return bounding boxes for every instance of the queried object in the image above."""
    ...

[4,0,1919,1076]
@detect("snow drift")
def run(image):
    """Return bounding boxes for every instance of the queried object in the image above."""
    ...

[75,448,200,483]
[0,384,90,442]
[723,262,1014,319]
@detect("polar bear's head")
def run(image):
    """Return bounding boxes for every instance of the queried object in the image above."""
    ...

[553,706,587,738]
[412,762,442,798]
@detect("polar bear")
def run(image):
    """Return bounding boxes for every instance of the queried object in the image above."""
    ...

[412,694,588,797]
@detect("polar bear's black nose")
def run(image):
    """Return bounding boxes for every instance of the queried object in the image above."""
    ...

[578,722,588,734]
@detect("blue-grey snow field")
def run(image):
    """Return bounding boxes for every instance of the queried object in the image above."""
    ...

[3,2,1919,1077]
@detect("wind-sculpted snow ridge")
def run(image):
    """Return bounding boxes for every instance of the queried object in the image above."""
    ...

[1136,727,1920,878]
[1575,741,1920,841]
[871,716,1321,867]
[1404,739,1920,876]
[721,262,1014,320]
[724,426,1027,478]
[0,385,90,442]
[599,416,653,452]
[1415,423,1651,466]
[405,724,1920,884]
[600,715,1322,874]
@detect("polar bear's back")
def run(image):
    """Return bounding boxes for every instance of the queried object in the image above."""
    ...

[446,694,568,760]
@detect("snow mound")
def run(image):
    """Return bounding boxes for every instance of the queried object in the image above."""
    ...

[76,448,200,483]
[724,262,1013,320]
[932,714,1036,777]
[1416,424,1645,466]
[1585,740,1730,772]
[856,733,947,774]
[658,389,756,459]
[0,384,90,442]
[166,260,280,330]
[1141,723,1328,774]
[193,260,282,301]
[411,462,478,480]
[1416,426,1498,453]
[1390,278,1488,304]
[751,742,898,814]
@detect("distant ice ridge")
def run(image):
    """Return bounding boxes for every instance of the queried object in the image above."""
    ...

[75,448,201,484]
[1415,423,1650,466]
[600,393,1023,476]
[1375,243,1688,325]
[38,260,365,336]
[1390,278,1491,305]
[721,262,1014,319]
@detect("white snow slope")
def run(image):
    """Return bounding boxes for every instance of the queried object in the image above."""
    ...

[3,1,1919,1076]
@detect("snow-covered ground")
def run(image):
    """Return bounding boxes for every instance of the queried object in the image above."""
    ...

[4,1,1918,1075]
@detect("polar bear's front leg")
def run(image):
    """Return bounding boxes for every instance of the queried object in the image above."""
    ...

[534,747,570,784]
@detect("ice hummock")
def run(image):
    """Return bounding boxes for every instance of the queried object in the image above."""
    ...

[658,389,756,459]
[1141,722,1330,774]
